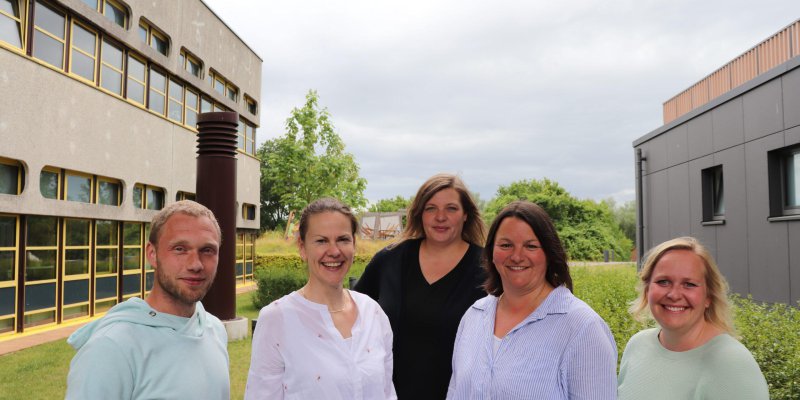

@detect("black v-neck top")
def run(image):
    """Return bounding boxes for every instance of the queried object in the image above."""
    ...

[354,239,485,399]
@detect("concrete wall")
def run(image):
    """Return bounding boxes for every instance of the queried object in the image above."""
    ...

[634,57,800,304]
[0,0,261,229]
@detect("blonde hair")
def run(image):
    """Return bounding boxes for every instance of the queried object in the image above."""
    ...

[148,200,221,245]
[630,236,734,334]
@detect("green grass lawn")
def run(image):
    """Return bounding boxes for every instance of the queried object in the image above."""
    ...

[0,291,260,400]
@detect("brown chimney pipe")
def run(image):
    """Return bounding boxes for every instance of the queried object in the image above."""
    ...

[196,111,238,320]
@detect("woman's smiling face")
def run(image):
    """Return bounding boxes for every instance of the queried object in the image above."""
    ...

[647,249,711,336]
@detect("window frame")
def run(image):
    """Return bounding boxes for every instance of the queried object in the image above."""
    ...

[96,176,121,206]
[0,214,19,335]
[701,165,724,223]
[768,144,800,219]
[32,0,67,69]
[0,0,27,52]
[23,215,59,329]
[68,19,99,84]
[64,170,93,203]
[99,36,124,96]
[139,19,168,56]
[125,52,147,106]
[0,157,23,195]
[179,48,203,78]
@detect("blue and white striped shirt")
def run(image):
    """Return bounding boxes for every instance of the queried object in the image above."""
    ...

[447,286,617,400]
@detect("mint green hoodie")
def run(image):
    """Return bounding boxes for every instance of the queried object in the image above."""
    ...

[66,297,229,400]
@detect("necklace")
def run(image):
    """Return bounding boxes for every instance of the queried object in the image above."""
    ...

[299,287,349,313]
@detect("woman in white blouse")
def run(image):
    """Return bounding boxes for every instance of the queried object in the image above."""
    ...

[245,198,396,400]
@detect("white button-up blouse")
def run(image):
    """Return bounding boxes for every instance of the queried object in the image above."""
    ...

[245,290,397,400]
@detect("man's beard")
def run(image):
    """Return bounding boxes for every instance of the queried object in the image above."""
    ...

[154,259,216,307]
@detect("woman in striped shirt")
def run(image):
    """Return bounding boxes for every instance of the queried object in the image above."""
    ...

[447,201,617,399]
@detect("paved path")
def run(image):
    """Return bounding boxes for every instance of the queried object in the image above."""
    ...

[0,284,257,356]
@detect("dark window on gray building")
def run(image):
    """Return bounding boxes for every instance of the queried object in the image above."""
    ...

[768,145,800,217]
[702,165,725,222]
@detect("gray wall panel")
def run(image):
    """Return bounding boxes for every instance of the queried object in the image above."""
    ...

[643,133,669,173]
[647,170,671,249]
[667,163,691,237]
[743,78,784,142]
[745,133,790,303]
[783,66,800,130]
[666,125,689,167]
[714,145,749,295]
[688,156,717,259]
[687,113,713,160]
[790,223,800,304]
[712,98,744,152]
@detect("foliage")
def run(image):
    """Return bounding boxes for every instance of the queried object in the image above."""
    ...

[604,198,636,244]
[483,178,633,261]
[733,296,800,399]
[255,230,393,257]
[251,254,372,309]
[368,195,412,213]
[257,90,368,230]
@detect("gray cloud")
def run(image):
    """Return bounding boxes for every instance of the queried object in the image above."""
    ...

[205,0,800,204]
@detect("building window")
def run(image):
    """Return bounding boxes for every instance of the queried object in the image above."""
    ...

[40,168,60,199]
[94,220,118,313]
[167,78,184,123]
[0,214,18,334]
[97,177,120,206]
[200,96,213,113]
[102,0,126,28]
[62,218,91,321]
[122,222,143,299]
[139,20,168,56]
[176,191,195,201]
[185,89,199,128]
[65,171,92,203]
[701,166,724,222]
[769,145,800,218]
[245,95,257,115]
[208,70,237,102]
[179,49,202,78]
[0,158,22,195]
[0,0,25,50]
[148,67,166,114]
[133,184,164,210]
[242,204,256,221]
[100,38,124,95]
[238,119,257,155]
[32,1,66,69]
[69,21,98,83]
[24,215,58,328]
[126,53,146,105]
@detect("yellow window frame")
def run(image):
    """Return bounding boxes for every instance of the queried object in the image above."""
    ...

[148,66,167,115]
[32,1,67,68]
[0,0,28,52]
[99,37,124,96]
[39,166,61,199]
[102,0,127,28]
[96,176,121,206]
[184,88,199,130]
[167,77,184,123]
[0,157,23,195]
[24,215,59,330]
[68,20,98,84]
[64,170,94,203]
[126,52,147,107]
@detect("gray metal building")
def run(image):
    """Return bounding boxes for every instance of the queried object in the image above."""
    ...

[634,20,800,304]
[0,0,261,337]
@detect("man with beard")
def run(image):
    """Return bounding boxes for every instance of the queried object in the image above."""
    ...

[65,200,230,399]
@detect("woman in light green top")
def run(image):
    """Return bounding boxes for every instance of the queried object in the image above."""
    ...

[617,237,769,400]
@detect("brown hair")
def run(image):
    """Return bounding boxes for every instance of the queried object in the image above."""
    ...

[298,198,359,242]
[402,173,485,246]
[482,201,572,295]
[629,236,734,334]
[148,200,221,245]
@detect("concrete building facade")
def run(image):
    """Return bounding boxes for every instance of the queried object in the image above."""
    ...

[0,0,261,337]
[634,20,800,304]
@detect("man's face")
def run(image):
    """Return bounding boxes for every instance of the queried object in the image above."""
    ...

[145,213,219,316]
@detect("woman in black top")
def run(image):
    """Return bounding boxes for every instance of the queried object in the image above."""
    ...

[354,173,486,399]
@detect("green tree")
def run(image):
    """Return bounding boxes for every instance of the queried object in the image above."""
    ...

[604,198,636,244]
[484,178,632,261]
[368,195,411,212]
[258,90,367,230]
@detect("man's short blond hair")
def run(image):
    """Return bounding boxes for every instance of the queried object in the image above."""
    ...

[148,200,221,245]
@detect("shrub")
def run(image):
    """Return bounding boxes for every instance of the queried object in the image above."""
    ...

[733,296,800,399]
[252,254,372,309]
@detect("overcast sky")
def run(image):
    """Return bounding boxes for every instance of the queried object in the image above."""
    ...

[203,0,799,206]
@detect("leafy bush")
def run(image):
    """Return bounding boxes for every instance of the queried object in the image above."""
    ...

[732,296,800,399]
[252,254,371,309]
[483,179,632,261]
